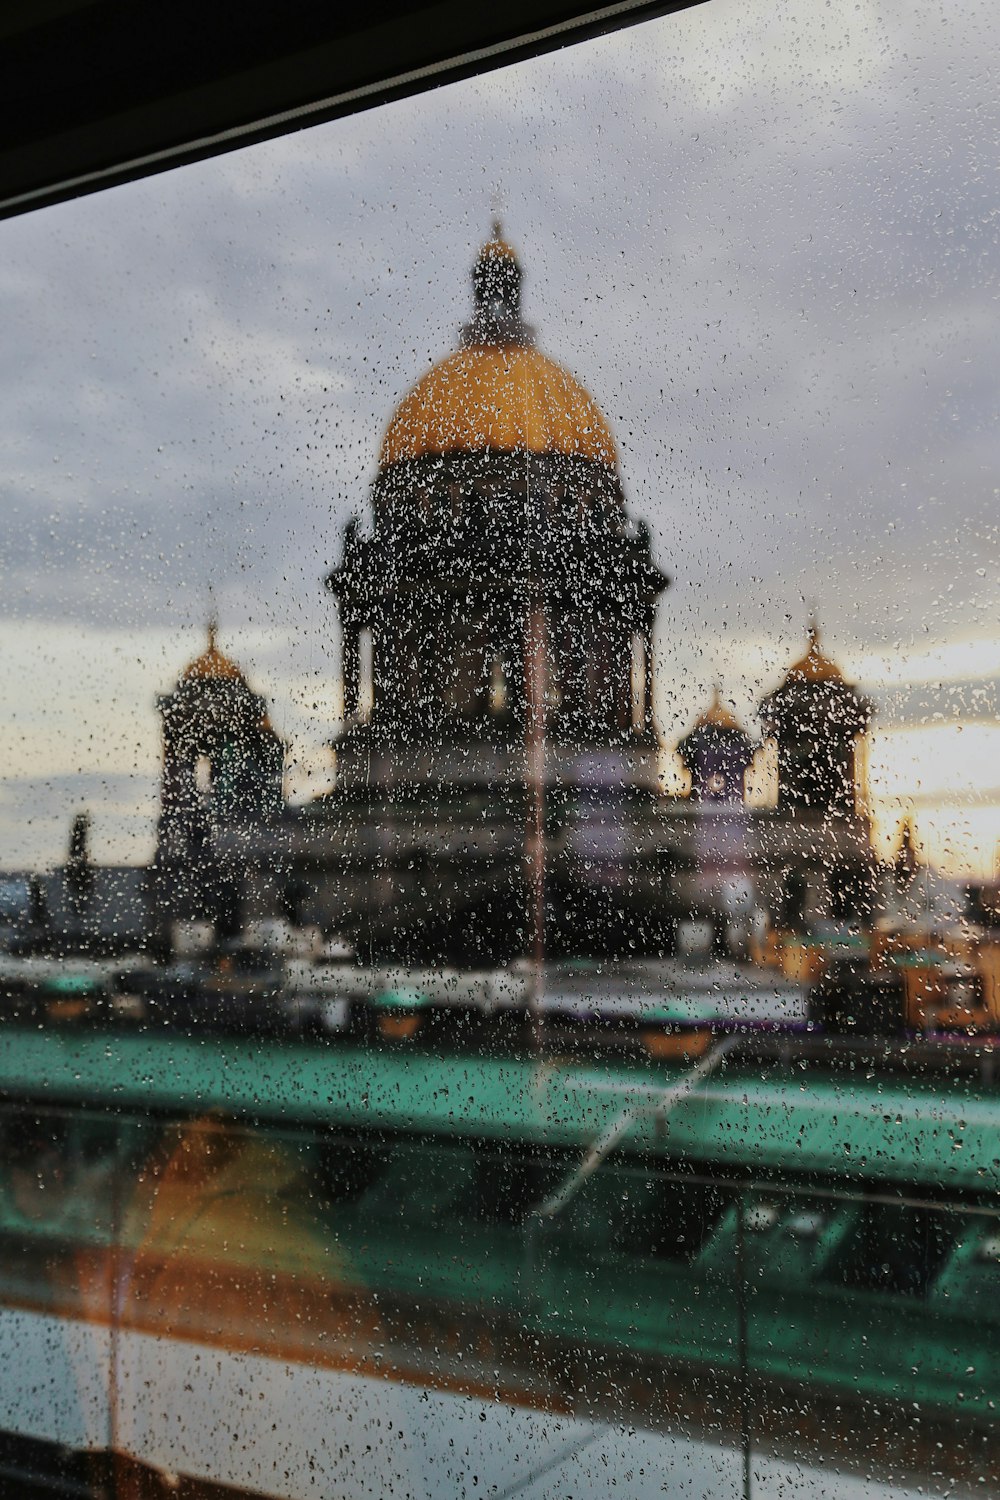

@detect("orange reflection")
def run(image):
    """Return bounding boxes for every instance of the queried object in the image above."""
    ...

[119,1117,380,1364]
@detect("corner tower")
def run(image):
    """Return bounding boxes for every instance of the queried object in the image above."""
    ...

[676,688,755,803]
[153,624,284,939]
[760,622,872,819]
[756,622,875,926]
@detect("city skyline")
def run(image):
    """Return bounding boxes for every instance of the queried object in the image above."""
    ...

[0,0,997,873]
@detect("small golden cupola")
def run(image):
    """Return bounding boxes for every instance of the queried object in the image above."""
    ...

[692,684,746,734]
[180,620,246,684]
[379,222,617,469]
[783,619,845,686]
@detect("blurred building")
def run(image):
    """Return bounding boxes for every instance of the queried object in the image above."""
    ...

[151,623,284,940]
[306,226,669,961]
[142,229,877,960]
[753,625,874,929]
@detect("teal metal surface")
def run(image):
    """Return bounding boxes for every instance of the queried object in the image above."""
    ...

[0,1029,995,1192]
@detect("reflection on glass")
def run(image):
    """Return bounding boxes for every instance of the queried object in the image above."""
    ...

[0,1104,996,1494]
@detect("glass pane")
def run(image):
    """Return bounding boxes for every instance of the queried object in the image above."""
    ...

[1,0,998,1494]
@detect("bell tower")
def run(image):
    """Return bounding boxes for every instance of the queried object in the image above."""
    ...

[676,687,755,803]
[760,621,872,818]
[757,621,875,927]
[154,623,284,937]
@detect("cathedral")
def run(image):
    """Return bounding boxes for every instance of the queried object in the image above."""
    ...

[153,228,876,960]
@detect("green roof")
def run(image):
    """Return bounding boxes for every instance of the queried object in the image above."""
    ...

[371,986,432,1011]
[45,973,100,994]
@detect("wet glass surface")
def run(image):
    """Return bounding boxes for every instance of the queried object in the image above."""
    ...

[0,1100,996,1495]
[0,0,999,1493]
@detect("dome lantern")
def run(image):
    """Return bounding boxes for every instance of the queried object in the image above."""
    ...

[463,220,532,348]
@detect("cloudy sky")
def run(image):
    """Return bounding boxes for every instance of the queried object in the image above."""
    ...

[0,0,998,873]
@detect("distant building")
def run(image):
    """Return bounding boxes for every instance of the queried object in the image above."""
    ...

[753,623,875,928]
[308,226,668,962]
[0,859,148,957]
[151,622,284,940]
[139,229,878,959]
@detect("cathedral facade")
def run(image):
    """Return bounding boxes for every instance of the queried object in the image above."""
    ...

[153,230,876,959]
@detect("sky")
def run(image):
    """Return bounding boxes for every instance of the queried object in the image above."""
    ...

[0,0,998,874]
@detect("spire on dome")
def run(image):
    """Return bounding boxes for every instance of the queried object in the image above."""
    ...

[785,614,846,685]
[181,619,245,684]
[488,216,512,251]
[463,220,533,348]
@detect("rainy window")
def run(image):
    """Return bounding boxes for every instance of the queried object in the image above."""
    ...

[0,0,998,1496]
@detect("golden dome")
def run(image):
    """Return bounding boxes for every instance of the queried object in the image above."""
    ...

[784,622,845,685]
[181,622,245,684]
[379,225,618,470]
[692,685,745,734]
[380,344,617,468]
[479,222,519,264]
